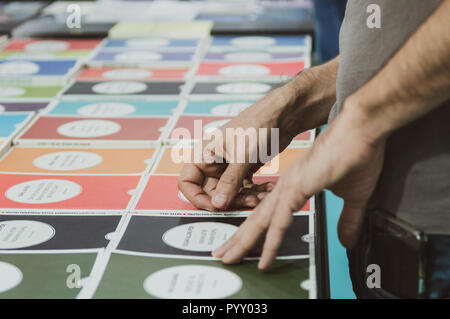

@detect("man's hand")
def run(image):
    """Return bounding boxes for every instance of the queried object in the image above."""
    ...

[178,87,292,211]
[212,105,386,269]
[178,59,340,211]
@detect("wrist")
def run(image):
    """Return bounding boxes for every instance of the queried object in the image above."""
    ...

[341,95,391,146]
[277,61,338,137]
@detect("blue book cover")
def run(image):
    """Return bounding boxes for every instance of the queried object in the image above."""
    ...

[183,100,256,116]
[47,100,180,117]
[0,113,32,138]
[210,35,309,47]
[0,60,78,76]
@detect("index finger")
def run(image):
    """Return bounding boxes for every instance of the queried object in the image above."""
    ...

[178,164,215,211]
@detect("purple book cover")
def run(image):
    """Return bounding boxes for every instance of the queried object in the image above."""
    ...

[92,50,195,62]
[0,102,48,112]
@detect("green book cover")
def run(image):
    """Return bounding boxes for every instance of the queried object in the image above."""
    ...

[0,252,97,299]
[94,253,311,299]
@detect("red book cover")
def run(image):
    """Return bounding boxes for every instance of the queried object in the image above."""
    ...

[3,39,102,51]
[135,175,310,212]
[196,61,305,77]
[77,67,189,81]
[19,116,168,141]
[0,174,140,210]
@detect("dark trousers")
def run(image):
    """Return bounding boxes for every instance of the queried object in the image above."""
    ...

[347,220,450,298]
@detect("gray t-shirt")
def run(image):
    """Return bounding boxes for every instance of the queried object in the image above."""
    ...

[328,0,450,234]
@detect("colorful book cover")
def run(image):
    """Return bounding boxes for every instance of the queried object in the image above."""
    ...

[0,112,34,140]
[46,100,179,117]
[89,49,195,67]
[0,146,157,175]
[0,60,78,76]
[182,100,257,116]
[2,39,101,52]
[0,50,92,60]
[168,115,311,144]
[0,102,48,113]
[196,61,305,78]
[108,21,213,38]
[76,67,189,81]
[189,81,283,97]
[17,116,169,145]
[94,252,311,299]
[0,60,80,85]
[132,175,314,212]
[117,215,310,257]
[0,174,140,211]
[210,35,311,49]
[154,146,309,176]
[102,38,200,49]
[0,214,121,250]
[0,252,98,298]
[63,81,185,99]
[0,85,63,101]
[203,51,306,62]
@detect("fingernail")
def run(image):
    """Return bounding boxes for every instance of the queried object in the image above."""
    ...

[257,192,267,200]
[212,193,228,207]
[222,251,233,263]
[258,259,267,270]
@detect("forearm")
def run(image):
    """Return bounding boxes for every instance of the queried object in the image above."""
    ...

[345,0,450,143]
[277,57,339,138]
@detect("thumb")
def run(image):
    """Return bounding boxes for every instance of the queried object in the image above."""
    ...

[337,201,367,249]
[212,163,248,209]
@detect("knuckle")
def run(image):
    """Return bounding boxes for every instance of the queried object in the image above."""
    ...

[219,173,239,186]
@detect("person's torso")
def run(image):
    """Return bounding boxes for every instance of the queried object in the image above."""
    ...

[329,0,450,234]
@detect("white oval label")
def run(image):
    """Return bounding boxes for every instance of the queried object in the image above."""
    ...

[0,87,25,97]
[163,222,238,252]
[143,265,242,299]
[224,51,272,61]
[210,102,251,116]
[0,262,22,293]
[215,82,271,94]
[92,81,147,95]
[33,151,103,171]
[231,36,276,47]
[0,61,40,75]
[57,120,121,138]
[219,64,270,77]
[102,69,152,80]
[114,52,162,63]
[25,40,69,52]
[77,102,136,116]
[125,39,170,48]
[0,220,55,249]
[6,179,82,204]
